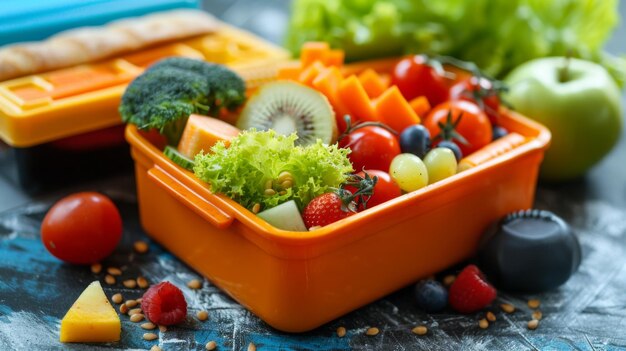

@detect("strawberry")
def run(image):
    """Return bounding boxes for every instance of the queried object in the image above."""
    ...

[448,265,497,313]
[302,191,356,229]
[141,281,188,325]
[302,174,377,229]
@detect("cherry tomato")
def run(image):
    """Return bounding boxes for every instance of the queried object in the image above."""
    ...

[41,192,123,264]
[391,55,450,106]
[338,125,401,172]
[424,100,493,156]
[449,76,502,125]
[345,170,402,210]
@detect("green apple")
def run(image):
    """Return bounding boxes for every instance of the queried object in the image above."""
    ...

[504,57,623,181]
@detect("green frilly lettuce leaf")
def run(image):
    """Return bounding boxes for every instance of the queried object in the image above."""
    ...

[193,130,353,211]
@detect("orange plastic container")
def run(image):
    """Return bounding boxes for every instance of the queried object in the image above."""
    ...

[0,24,289,148]
[126,59,550,332]
[0,24,288,191]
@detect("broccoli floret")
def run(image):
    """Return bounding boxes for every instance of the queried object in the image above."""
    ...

[148,57,246,111]
[119,57,246,145]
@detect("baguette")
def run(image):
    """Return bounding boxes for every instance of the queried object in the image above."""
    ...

[0,9,219,81]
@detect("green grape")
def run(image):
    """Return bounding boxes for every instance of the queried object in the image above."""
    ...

[389,153,428,192]
[423,148,457,184]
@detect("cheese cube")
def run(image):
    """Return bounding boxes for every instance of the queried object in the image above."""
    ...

[60,281,121,342]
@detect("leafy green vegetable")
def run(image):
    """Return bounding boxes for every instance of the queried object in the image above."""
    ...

[119,57,246,145]
[193,130,353,211]
[286,0,625,86]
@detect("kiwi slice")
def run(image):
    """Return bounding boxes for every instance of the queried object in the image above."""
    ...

[164,146,195,171]
[236,81,337,145]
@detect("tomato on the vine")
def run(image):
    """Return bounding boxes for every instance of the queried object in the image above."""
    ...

[338,125,401,172]
[391,55,450,106]
[449,76,503,125]
[424,100,492,156]
[345,170,402,210]
[41,192,123,264]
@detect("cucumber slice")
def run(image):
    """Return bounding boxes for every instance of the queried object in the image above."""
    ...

[164,145,195,171]
[257,200,307,232]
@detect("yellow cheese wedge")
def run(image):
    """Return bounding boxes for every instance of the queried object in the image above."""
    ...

[177,114,240,158]
[59,281,121,343]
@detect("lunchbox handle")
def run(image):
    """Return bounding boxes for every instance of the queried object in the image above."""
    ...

[147,165,234,229]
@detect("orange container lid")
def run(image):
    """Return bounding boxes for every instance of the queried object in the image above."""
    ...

[0,24,289,148]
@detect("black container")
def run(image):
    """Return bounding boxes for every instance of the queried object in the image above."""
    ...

[0,125,133,194]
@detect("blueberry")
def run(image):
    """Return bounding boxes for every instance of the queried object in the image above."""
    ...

[492,126,508,140]
[400,125,430,158]
[414,279,448,312]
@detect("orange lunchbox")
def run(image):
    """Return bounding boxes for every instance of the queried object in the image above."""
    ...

[0,24,288,191]
[125,60,551,333]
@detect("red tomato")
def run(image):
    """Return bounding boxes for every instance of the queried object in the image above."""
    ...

[41,192,122,264]
[338,126,401,172]
[391,55,450,106]
[424,100,493,156]
[449,76,501,125]
[345,170,402,210]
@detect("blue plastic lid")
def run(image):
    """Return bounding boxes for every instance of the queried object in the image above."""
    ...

[0,0,201,46]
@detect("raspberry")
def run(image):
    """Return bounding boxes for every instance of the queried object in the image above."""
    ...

[448,265,497,313]
[141,281,188,325]
[414,279,448,312]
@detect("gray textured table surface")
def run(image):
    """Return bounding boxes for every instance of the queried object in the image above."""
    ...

[1,1,626,350]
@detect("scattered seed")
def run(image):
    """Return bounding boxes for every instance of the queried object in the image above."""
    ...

[107,267,122,276]
[123,279,137,289]
[278,190,286,196]
[91,263,102,274]
[134,240,149,254]
[150,346,162,351]
[478,318,489,329]
[196,310,209,321]
[365,327,379,336]
[248,342,256,351]
[264,189,276,196]
[129,308,142,316]
[443,275,456,286]
[159,325,167,333]
[111,293,123,304]
[281,180,293,189]
[528,299,541,309]
[532,310,543,321]
[120,304,129,314]
[336,326,346,337]
[125,300,138,308]
[486,311,496,322]
[130,313,145,322]
[187,279,202,290]
[411,326,428,335]
[206,340,217,350]
[141,322,156,330]
[137,277,149,289]
[143,332,158,341]
[500,303,516,314]
[265,180,273,190]
[527,319,539,330]
[105,274,116,285]
[136,298,143,304]
[252,203,261,214]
